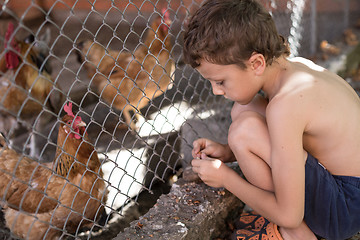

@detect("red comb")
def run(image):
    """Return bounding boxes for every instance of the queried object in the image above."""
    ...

[5,22,20,69]
[160,8,170,31]
[162,8,169,21]
[64,102,75,117]
[63,102,85,139]
[5,22,14,43]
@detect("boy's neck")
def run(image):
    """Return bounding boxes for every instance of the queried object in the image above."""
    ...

[261,56,288,100]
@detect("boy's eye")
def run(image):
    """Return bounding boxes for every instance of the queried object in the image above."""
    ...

[216,81,224,86]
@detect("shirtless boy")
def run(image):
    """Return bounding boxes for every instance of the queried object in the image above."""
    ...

[183,0,360,239]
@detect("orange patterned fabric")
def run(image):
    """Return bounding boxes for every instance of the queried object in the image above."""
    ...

[231,211,283,240]
[239,214,257,225]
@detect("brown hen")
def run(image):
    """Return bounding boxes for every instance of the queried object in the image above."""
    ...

[77,10,174,130]
[0,22,63,155]
[0,102,107,240]
[0,22,62,118]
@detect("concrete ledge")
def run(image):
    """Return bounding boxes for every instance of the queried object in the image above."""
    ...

[114,178,244,240]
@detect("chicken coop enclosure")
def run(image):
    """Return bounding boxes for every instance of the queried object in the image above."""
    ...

[0,0,359,239]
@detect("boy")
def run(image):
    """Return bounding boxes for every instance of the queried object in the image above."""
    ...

[183,0,360,239]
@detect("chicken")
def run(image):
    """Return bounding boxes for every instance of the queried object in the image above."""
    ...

[0,22,63,155]
[320,40,341,60]
[0,102,107,240]
[76,40,132,84]
[77,9,174,130]
[0,22,61,117]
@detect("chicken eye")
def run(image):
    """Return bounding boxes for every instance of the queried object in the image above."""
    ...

[67,120,72,125]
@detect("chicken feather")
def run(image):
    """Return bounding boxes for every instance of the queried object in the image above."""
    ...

[0,22,63,119]
[77,9,174,130]
[0,22,64,157]
[0,102,107,240]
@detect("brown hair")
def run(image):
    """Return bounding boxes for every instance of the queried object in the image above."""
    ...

[183,0,290,69]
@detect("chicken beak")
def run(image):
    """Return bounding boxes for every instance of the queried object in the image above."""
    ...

[76,121,86,128]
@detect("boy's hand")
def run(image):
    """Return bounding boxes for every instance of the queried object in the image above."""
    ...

[191,153,230,188]
[192,138,234,162]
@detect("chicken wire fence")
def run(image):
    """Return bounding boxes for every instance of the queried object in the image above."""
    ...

[0,0,359,239]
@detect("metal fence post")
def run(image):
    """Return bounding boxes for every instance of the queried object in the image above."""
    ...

[288,0,307,57]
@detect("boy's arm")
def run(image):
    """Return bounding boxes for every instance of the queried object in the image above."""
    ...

[237,95,307,227]
[266,95,307,225]
[193,94,308,228]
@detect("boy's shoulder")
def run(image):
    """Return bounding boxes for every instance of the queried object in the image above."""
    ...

[288,57,326,72]
[266,56,357,124]
[268,57,322,102]
[266,57,334,118]
[272,57,334,99]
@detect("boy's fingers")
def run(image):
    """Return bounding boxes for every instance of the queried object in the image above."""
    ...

[191,159,205,176]
[193,138,206,149]
[191,150,201,159]
[192,139,202,148]
[191,159,201,167]
[192,144,200,157]
[191,149,196,158]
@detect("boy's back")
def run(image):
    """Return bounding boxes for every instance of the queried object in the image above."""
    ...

[272,57,360,176]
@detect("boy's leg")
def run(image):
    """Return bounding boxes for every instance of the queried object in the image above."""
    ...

[231,94,268,119]
[229,110,273,191]
[228,95,317,240]
[280,221,318,240]
[229,95,272,191]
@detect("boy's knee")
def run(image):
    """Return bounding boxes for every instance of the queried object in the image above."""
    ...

[231,95,267,121]
[231,102,256,121]
[231,102,246,121]
[228,111,265,147]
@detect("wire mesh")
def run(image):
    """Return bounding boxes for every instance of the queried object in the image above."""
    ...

[0,0,359,239]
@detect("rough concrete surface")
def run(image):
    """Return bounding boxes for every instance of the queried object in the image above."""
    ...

[115,178,244,240]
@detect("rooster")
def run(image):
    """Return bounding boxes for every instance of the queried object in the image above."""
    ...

[77,9,174,130]
[0,102,107,240]
[0,22,63,155]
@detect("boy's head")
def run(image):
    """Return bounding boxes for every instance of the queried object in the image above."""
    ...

[183,0,290,69]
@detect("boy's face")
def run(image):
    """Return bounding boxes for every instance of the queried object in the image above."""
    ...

[196,59,261,105]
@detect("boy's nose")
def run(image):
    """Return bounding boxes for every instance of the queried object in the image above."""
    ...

[211,85,224,96]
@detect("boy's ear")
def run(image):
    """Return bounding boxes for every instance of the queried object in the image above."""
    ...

[249,53,266,76]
